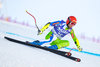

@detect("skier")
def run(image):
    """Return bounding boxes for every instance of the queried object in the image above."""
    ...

[29,16,82,51]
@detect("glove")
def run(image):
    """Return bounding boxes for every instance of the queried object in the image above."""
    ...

[37,29,43,35]
[78,47,83,51]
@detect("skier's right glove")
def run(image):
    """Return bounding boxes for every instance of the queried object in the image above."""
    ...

[37,29,43,35]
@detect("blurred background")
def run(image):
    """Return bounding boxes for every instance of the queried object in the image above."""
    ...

[0,0,100,43]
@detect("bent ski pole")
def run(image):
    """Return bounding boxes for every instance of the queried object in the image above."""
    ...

[26,10,41,35]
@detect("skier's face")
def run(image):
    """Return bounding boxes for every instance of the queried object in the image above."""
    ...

[68,22,76,28]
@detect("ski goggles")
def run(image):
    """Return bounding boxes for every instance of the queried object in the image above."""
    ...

[68,17,76,25]
[69,22,76,25]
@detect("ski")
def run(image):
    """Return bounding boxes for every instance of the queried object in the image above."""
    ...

[26,40,72,56]
[4,36,81,62]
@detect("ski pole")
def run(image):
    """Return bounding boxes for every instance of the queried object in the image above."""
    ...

[26,10,41,34]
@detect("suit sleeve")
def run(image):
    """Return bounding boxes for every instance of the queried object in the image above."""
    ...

[40,21,61,34]
[70,29,81,49]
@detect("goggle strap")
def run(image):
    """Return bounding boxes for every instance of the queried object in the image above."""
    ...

[68,17,71,24]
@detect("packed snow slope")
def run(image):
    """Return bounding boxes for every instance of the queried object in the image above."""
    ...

[0,20,100,67]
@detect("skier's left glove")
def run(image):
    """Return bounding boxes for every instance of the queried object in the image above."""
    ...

[75,39,82,51]
[78,47,83,51]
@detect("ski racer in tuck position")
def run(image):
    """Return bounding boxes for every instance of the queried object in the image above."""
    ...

[30,16,82,51]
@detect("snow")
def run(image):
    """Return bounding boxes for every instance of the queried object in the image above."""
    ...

[0,20,100,67]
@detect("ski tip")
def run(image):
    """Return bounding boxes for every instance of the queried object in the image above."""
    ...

[75,58,81,62]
